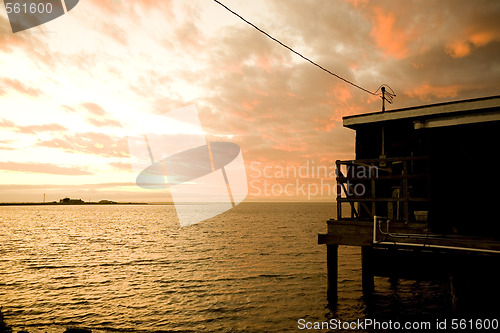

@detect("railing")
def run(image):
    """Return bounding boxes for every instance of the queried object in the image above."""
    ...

[336,156,430,222]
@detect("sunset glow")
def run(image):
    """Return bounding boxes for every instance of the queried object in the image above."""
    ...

[1,0,499,202]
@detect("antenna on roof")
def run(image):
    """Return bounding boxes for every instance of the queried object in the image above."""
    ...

[376,85,395,166]
[382,87,386,112]
[377,85,396,112]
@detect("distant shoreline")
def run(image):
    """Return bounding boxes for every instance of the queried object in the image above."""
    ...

[0,202,152,206]
[0,201,332,206]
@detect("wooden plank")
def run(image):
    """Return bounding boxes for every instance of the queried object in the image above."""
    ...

[322,221,374,246]
[337,156,429,164]
[338,197,428,202]
[319,233,372,246]
[337,174,427,181]
[384,236,500,252]
[321,219,500,251]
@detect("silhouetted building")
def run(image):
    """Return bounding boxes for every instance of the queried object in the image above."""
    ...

[319,95,500,312]
[98,200,117,204]
[59,197,84,204]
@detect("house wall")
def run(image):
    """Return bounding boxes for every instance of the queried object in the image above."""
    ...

[427,121,500,237]
[352,119,500,238]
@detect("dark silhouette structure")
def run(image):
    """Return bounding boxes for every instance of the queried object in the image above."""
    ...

[319,95,500,313]
[59,197,84,204]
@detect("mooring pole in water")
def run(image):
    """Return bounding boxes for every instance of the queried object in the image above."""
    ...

[361,247,375,294]
[326,244,338,303]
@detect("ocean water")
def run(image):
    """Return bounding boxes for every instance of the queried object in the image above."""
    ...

[0,203,451,332]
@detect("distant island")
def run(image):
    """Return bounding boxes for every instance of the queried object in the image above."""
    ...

[0,197,147,206]
[59,197,119,205]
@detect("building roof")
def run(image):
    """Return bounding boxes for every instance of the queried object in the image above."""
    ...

[343,95,500,129]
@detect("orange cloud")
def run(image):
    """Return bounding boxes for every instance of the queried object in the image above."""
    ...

[86,117,122,128]
[0,119,15,128]
[17,123,67,134]
[0,119,67,134]
[108,162,133,172]
[0,78,42,97]
[314,117,337,132]
[86,0,174,18]
[80,103,122,128]
[470,31,496,47]
[175,20,204,49]
[82,102,107,116]
[61,105,76,113]
[406,83,463,101]
[241,100,260,112]
[0,139,14,151]
[446,41,471,58]
[0,16,43,52]
[272,141,308,153]
[446,30,498,58]
[0,161,93,175]
[346,0,369,8]
[256,55,272,72]
[37,132,129,158]
[369,7,409,59]
[327,84,352,104]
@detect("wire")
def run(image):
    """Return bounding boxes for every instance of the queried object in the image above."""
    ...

[213,0,384,97]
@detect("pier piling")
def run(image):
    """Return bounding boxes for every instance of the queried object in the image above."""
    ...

[326,245,338,303]
[361,247,375,294]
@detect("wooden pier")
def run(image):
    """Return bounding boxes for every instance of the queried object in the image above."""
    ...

[319,95,500,312]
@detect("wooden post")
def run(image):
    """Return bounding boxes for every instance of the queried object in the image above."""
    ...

[402,160,409,221]
[361,246,374,294]
[449,273,460,313]
[336,161,342,220]
[326,244,338,303]
[371,162,376,218]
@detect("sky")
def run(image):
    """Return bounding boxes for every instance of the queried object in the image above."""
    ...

[1,0,499,203]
